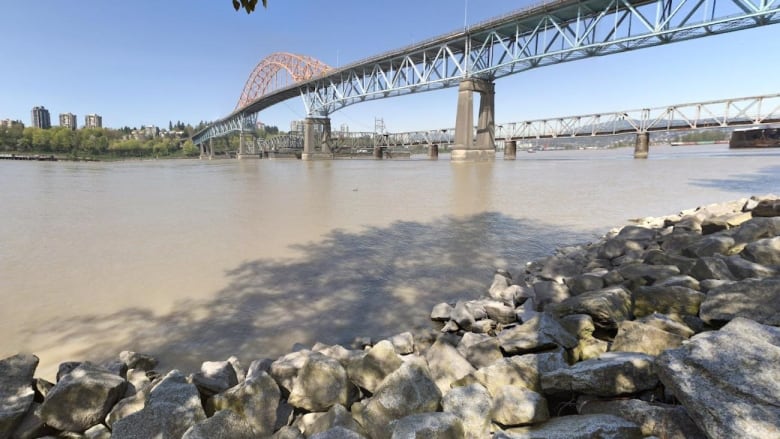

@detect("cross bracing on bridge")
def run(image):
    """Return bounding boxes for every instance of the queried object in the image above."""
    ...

[193,0,779,147]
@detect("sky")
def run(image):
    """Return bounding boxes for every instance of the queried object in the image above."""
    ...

[1,0,779,133]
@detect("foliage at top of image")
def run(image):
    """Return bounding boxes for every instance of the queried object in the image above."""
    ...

[232,0,268,14]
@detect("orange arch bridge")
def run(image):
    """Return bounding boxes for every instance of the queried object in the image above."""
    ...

[236,52,331,110]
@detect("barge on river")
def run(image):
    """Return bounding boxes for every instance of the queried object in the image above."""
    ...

[729,126,780,148]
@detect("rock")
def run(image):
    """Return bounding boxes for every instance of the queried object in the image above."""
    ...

[425,336,476,394]
[83,424,111,439]
[39,362,127,432]
[571,337,609,362]
[102,360,128,379]
[441,320,459,333]
[656,318,780,439]
[610,321,685,356]
[207,369,280,435]
[741,236,780,266]
[723,254,777,279]
[632,285,705,319]
[541,352,658,397]
[111,370,206,439]
[310,426,366,439]
[273,426,305,439]
[483,301,517,324]
[689,256,736,281]
[305,404,365,438]
[387,332,415,355]
[489,270,516,304]
[451,301,476,330]
[565,274,605,296]
[492,385,549,427]
[547,286,632,330]
[0,353,38,438]
[430,302,453,321]
[651,274,700,290]
[578,398,705,439]
[441,384,492,439]
[106,382,149,428]
[700,277,780,325]
[191,360,239,398]
[559,314,595,339]
[181,409,255,439]
[118,351,158,371]
[456,333,503,369]
[352,359,441,439]
[468,319,494,334]
[617,263,680,284]
[751,198,780,217]
[532,281,570,310]
[682,235,735,257]
[471,356,540,395]
[732,217,780,244]
[390,412,465,439]
[8,402,56,439]
[270,350,311,395]
[347,340,402,393]
[635,313,694,338]
[32,378,53,401]
[642,250,697,275]
[497,313,578,355]
[288,353,349,412]
[599,237,644,260]
[539,255,582,283]
[496,414,642,439]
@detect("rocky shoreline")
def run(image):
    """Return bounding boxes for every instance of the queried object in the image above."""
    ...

[2,195,780,439]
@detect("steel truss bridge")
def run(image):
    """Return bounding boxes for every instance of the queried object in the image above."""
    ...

[193,0,780,149]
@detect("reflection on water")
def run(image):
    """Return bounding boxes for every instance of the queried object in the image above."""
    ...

[1,144,779,379]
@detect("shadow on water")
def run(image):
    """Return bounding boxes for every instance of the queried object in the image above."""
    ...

[30,212,601,373]
[689,165,780,194]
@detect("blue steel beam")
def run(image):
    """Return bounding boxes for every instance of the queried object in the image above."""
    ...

[193,0,779,145]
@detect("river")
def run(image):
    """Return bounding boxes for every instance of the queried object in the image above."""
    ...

[1,144,779,380]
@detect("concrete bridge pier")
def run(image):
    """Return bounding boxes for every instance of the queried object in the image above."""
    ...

[303,117,334,160]
[452,78,496,162]
[634,132,649,159]
[373,146,385,159]
[504,140,517,160]
[429,144,439,159]
[199,138,214,160]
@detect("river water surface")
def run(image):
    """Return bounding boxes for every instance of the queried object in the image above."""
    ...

[2,144,779,379]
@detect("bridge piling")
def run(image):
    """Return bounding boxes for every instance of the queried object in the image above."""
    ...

[504,140,517,160]
[302,117,334,160]
[429,144,439,159]
[634,132,650,159]
[452,79,496,162]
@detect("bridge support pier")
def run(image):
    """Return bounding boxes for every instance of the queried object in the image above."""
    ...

[452,78,496,162]
[504,140,517,160]
[634,132,649,159]
[302,117,334,160]
[373,146,386,159]
[429,144,439,159]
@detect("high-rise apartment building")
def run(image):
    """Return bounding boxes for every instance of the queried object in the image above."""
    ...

[0,119,24,128]
[31,106,51,129]
[84,113,102,128]
[59,113,77,130]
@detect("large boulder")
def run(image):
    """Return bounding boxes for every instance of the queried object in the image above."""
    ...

[191,360,239,398]
[617,263,680,284]
[288,353,349,412]
[305,404,365,438]
[740,236,780,266]
[181,409,255,439]
[270,350,311,395]
[541,352,658,397]
[0,354,38,438]
[656,318,780,439]
[352,359,441,439]
[578,398,705,439]
[111,370,206,439]
[471,357,540,396]
[39,362,127,432]
[682,235,735,258]
[689,256,735,281]
[206,368,280,436]
[497,313,578,355]
[699,277,780,325]
[495,414,643,439]
[723,254,777,279]
[491,385,549,427]
[389,412,465,439]
[441,384,492,439]
[532,281,570,310]
[547,286,632,330]
[118,351,158,371]
[456,333,503,369]
[346,340,402,393]
[751,198,780,217]
[632,285,705,319]
[425,337,476,394]
[610,320,685,356]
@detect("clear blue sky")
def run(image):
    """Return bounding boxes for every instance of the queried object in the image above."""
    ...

[1,0,778,132]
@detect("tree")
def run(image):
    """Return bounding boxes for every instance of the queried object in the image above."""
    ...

[232,0,267,13]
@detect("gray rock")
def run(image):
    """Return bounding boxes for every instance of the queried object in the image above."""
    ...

[617,263,680,284]
[105,383,149,428]
[483,301,517,324]
[689,256,736,281]
[732,217,780,244]
[489,271,516,304]
[310,426,366,439]
[610,321,685,356]
[751,198,780,217]
[565,274,605,296]
[207,369,280,435]
[492,385,549,427]
[270,350,311,395]
[559,314,595,339]
[111,370,206,439]
[191,360,239,398]
[496,414,642,439]
[723,254,777,279]
[430,302,453,321]
[652,274,700,290]
[616,225,657,242]
[0,353,38,439]
[56,361,82,381]
[632,285,705,319]
[660,231,701,254]
[181,409,255,439]
[635,313,694,338]
[390,412,465,439]
[456,333,503,369]
[442,384,492,439]
[539,255,583,283]
[700,277,780,325]
[83,424,111,439]
[471,356,540,395]
[571,337,609,362]
[741,236,780,266]
[642,250,697,275]
[387,332,415,355]
[425,337,476,394]
[599,237,644,260]
[9,402,55,439]
[352,358,441,439]
[541,352,658,397]
[578,398,705,439]
[272,426,305,439]
[288,353,349,412]
[682,235,735,258]
[347,340,402,393]
[532,281,570,310]
[305,404,365,438]
[656,318,780,439]
[39,362,127,432]
[547,286,632,330]
[451,301,476,330]
[497,313,578,355]
[118,351,158,371]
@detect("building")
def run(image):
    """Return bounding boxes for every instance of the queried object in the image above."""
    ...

[59,113,77,130]
[0,119,24,129]
[84,113,103,129]
[31,106,51,129]
[142,125,159,138]
[290,120,305,134]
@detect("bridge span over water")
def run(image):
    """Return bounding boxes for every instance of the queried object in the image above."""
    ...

[193,0,780,161]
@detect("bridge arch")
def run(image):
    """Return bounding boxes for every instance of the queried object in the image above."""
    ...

[236,52,331,109]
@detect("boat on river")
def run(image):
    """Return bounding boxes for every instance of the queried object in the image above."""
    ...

[729,127,780,148]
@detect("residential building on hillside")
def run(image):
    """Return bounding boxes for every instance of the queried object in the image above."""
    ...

[59,113,77,130]
[84,113,103,128]
[0,119,24,128]
[31,106,51,129]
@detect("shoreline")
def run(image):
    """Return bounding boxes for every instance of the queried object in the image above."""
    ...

[2,194,779,438]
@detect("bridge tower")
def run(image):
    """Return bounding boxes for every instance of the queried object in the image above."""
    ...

[302,117,333,160]
[452,78,496,162]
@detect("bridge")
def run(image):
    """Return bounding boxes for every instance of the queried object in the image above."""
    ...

[193,0,780,161]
